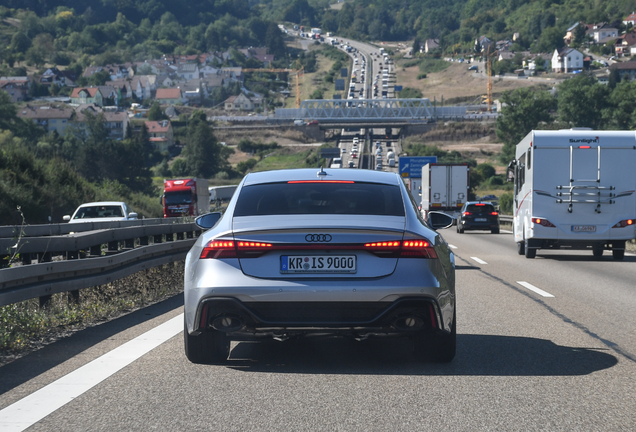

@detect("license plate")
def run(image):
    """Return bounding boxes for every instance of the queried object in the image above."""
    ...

[281,255,356,273]
[571,225,596,232]
[475,218,487,222]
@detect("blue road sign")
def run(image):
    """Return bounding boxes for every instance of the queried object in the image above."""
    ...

[398,156,438,178]
[394,85,403,92]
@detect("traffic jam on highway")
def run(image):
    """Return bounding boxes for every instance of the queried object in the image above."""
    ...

[4,27,636,432]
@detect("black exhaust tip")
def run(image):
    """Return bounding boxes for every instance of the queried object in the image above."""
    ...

[392,316,424,331]
[211,315,244,332]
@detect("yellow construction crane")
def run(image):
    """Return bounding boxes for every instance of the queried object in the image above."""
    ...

[485,46,494,112]
[243,66,304,108]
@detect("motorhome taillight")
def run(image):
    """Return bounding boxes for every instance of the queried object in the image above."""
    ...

[613,219,635,228]
[579,146,591,149]
[531,217,556,227]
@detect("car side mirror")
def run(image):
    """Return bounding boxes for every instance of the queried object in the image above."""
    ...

[195,212,222,230]
[128,212,138,219]
[426,211,454,230]
[63,215,71,221]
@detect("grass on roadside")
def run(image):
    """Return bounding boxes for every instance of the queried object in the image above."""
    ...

[0,262,183,360]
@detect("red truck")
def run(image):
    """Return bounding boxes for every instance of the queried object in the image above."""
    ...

[162,178,209,218]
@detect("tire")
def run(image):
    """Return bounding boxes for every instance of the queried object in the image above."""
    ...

[517,241,525,255]
[491,227,500,234]
[414,307,456,363]
[613,249,625,260]
[457,223,464,234]
[184,317,231,364]
[524,239,536,259]
[592,247,603,258]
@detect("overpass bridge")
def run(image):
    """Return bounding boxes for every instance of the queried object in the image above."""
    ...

[276,98,468,123]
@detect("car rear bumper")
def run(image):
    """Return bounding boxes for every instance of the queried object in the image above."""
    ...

[191,296,447,338]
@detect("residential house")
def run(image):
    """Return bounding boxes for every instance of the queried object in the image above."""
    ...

[0,77,30,102]
[39,67,77,87]
[106,80,133,102]
[219,67,243,84]
[609,61,636,80]
[623,12,636,26]
[73,104,129,140]
[155,88,183,105]
[200,65,219,77]
[17,105,74,135]
[498,52,516,62]
[144,119,174,152]
[70,87,104,106]
[615,33,636,57]
[83,64,134,81]
[164,105,179,118]
[181,79,202,104]
[564,22,582,45]
[130,75,156,100]
[475,36,493,54]
[423,39,439,53]
[201,75,225,97]
[525,53,551,71]
[97,85,119,106]
[177,64,200,80]
[224,92,261,111]
[552,48,584,72]
[591,25,618,43]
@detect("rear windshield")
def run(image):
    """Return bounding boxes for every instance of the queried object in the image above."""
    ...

[466,204,495,212]
[73,205,123,219]
[234,182,405,216]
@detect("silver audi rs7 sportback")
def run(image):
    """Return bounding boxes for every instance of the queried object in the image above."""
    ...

[184,168,456,364]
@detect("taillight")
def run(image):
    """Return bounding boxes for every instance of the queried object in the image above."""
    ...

[463,212,471,216]
[613,219,635,228]
[200,240,237,259]
[531,217,556,227]
[365,239,437,259]
[491,212,498,216]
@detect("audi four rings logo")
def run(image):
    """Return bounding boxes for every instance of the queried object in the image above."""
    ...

[305,234,332,242]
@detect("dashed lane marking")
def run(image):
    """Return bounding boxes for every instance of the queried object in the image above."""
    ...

[517,281,555,298]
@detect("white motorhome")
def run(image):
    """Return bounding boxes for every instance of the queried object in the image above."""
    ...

[507,130,636,259]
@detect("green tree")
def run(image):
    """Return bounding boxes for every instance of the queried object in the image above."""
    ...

[557,74,609,129]
[496,87,556,162]
[147,103,164,121]
[181,119,222,178]
[602,81,636,130]
[265,21,286,60]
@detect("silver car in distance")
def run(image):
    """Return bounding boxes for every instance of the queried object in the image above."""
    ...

[184,168,456,364]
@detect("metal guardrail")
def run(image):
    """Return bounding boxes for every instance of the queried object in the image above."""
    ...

[0,219,201,307]
[499,215,513,224]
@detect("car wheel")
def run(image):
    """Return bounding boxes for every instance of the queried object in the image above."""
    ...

[457,224,464,234]
[491,228,500,234]
[413,308,456,363]
[524,239,536,259]
[184,317,230,364]
[613,248,625,260]
[517,241,525,255]
[592,247,603,258]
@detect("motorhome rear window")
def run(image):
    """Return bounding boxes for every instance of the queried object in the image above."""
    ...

[234,182,405,216]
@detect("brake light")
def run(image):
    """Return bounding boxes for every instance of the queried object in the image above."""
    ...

[491,212,498,216]
[613,219,635,228]
[287,180,355,184]
[365,240,437,259]
[579,146,591,149]
[475,203,485,206]
[463,212,471,216]
[532,217,556,227]
[200,240,237,259]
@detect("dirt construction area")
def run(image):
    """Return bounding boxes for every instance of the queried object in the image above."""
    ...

[396,62,547,102]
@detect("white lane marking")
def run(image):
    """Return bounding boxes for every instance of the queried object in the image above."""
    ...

[500,229,513,234]
[448,244,458,249]
[0,314,184,432]
[471,257,488,265]
[517,281,555,298]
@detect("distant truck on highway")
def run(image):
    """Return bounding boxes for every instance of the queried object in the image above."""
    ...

[209,185,237,203]
[162,178,209,218]
[507,130,636,259]
[421,163,469,214]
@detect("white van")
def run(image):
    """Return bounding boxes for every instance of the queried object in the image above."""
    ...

[507,130,636,259]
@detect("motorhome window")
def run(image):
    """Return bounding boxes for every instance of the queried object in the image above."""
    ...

[527,148,531,170]
[517,153,526,192]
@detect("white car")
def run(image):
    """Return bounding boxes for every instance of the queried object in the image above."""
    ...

[63,201,138,223]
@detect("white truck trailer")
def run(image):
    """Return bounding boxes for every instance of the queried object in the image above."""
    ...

[209,185,238,203]
[421,163,470,214]
[506,130,636,259]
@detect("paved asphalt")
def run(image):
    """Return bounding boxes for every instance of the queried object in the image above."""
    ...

[2,228,636,431]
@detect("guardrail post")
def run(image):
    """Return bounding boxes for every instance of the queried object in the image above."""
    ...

[39,252,52,308]
[66,251,80,305]
[124,238,134,250]
[107,241,119,255]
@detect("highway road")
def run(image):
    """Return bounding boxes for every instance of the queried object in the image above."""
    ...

[2,229,636,430]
